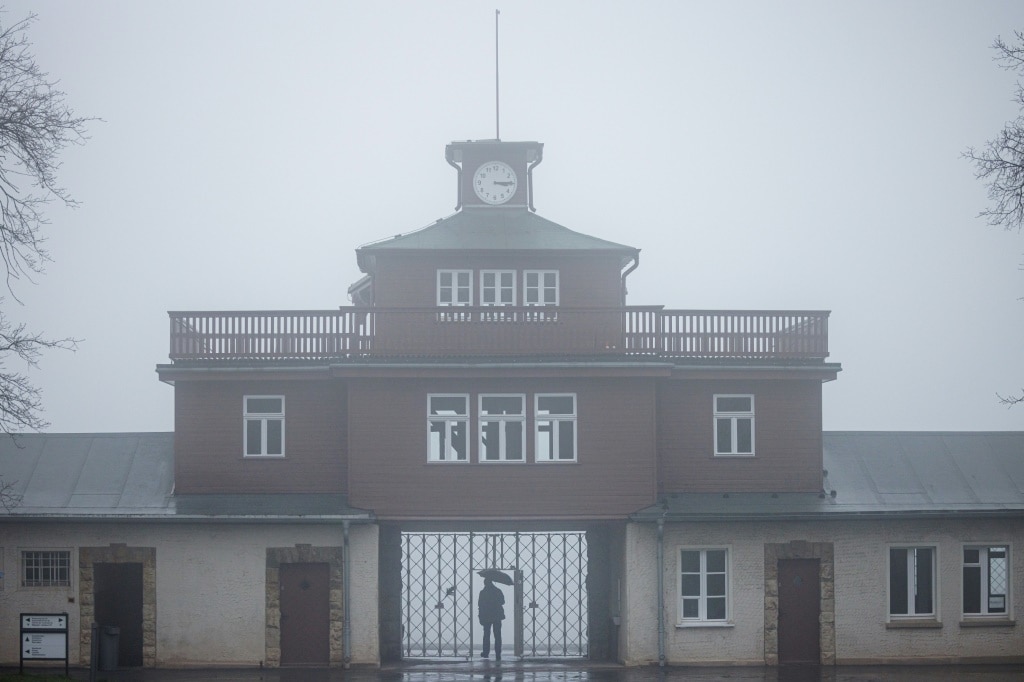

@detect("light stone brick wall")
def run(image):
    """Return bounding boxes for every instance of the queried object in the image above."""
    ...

[624,517,1023,666]
[0,521,379,667]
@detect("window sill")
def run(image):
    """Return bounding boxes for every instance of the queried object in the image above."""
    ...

[676,621,734,629]
[960,618,1015,628]
[886,619,942,629]
[242,454,285,459]
[713,453,755,458]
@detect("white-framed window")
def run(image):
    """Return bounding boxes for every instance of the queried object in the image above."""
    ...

[714,394,754,456]
[963,545,1009,616]
[535,394,577,462]
[481,270,516,306]
[437,269,473,306]
[524,270,559,306]
[244,395,285,457]
[479,394,525,462]
[678,548,729,624]
[428,394,469,462]
[22,550,71,587]
[889,546,936,618]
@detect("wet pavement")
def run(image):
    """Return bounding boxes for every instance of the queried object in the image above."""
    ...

[5,661,1024,682]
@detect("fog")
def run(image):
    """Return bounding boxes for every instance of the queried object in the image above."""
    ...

[3,0,1023,433]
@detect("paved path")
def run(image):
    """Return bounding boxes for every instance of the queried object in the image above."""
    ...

[6,662,1023,681]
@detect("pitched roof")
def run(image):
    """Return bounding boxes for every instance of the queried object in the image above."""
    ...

[356,207,638,271]
[633,431,1024,520]
[0,433,371,521]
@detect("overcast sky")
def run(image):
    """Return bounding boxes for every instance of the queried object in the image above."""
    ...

[4,0,1024,434]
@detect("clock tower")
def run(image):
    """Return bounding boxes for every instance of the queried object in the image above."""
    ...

[445,139,544,210]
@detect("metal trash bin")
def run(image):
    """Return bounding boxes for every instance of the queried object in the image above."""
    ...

[99,626,120,671]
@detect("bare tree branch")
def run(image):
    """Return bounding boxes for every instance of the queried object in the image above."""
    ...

[965,31,1024,406]
[0,10,91,504]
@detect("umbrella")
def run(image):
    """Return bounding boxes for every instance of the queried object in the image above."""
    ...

[478,568,513,585]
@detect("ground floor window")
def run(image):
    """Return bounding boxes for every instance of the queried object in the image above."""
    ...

[889,546,935,618]
[22,550,71,587]
[679,548,729,624]
[963,545,1009,616]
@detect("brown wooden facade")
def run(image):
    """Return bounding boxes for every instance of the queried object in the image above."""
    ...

[157,138,840,520]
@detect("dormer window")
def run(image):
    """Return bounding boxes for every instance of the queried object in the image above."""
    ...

[438,270,472,306]
[481,270,516,306]
[524,270,559,306]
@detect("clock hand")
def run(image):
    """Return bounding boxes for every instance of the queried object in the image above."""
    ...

[493,181,514,186]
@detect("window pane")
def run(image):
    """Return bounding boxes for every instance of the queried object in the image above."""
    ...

[456,272,470,286]
[680,574,701,597]
[481,396,523,415]
[450,422,466,460]
[266,419,283,455]
[538,395,574,415]
[915,548,933,614]
[682,598,698,619]
[716,396,751,412]
[707,574,726,597]
[706,550,726,572]
[706,597,726,620]
[537,421,553,460]
[736,418,752,453]
[716,418,732,453]
[963,565,981,613]
[680,551,700,573]
[558,421,575,459]
[505,421,523,460]
[440,272,452,287]
[429,423,444,460]
[481,421,500,460]
[246,420,263,455]
[964,548,980,564]
[247,397,282,414]
[890,548,908,615]
[430,396,467,416]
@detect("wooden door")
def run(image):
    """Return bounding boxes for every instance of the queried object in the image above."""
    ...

[94,563,144,667]
[777,558,820,664]
[280,562,330,666]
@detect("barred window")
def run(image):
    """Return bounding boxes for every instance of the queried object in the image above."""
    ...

[22,550,71,587]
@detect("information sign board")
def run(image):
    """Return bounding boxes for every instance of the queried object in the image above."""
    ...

[19,612,68,676]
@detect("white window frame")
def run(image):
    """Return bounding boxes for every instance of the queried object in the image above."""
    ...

[524,270,559,306]
[244,395,285,457]
[22,549,72,587]
[535,393,577,462]
[428,394,469,462]
[677,547,731,626]
[888,545,937,619]
[713,394,754,456]
[480,270,516,306]
[478,394,526,462]
[437,269,473,306]
[962,544,1010,617]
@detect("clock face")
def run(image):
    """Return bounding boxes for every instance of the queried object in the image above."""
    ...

[473,161,518,205]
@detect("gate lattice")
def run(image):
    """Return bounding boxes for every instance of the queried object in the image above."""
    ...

[401,531,588,659]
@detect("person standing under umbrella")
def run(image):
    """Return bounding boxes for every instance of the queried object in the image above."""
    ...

[478,578,505,660]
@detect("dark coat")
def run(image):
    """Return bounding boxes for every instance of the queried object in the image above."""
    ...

[478,581,505,624]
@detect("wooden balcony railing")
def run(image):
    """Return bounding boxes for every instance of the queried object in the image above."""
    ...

[168,307,829,361]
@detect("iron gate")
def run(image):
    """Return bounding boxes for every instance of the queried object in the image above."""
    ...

[401,531,588,659]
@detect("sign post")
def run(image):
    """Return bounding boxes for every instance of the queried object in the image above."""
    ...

[20,612,69,676]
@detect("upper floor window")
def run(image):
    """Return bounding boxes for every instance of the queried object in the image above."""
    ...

[481,270,516,306]
[535,394,577,462]
[679,548,729,624]
[714,395,754,456]
[438,269,472,306]
[428,394,469,462]
[963,545,1009,616]
[22,550,71,587]
[889,546,935,618]
[479,394,525,462]
[244,395,285,457]
[524,270,559,306]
